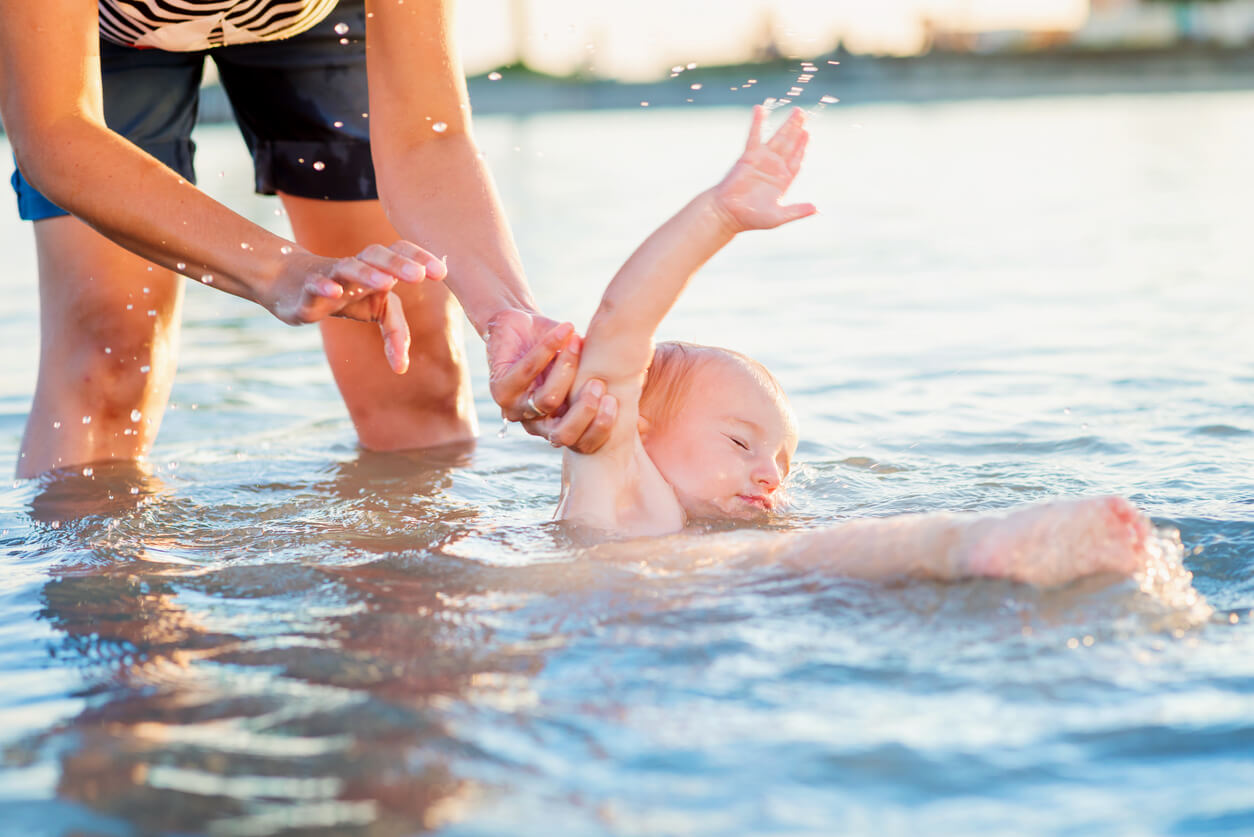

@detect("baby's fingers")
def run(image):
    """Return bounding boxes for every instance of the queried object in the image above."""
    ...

[744,104,767,152]
[786,129,810,176]
[766,107,807,156]
[769,201,818,229]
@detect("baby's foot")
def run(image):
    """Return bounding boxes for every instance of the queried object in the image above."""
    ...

[962,496,1152,586]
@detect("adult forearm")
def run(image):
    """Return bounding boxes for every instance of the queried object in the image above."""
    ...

[374,132,536,334]
[15,117,294,305]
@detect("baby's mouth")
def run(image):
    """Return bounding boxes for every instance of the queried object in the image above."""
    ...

[737,494,774,512]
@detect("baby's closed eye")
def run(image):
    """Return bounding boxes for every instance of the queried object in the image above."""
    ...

[726,435,750,451]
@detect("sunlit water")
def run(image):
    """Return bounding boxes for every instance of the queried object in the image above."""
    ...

[2,92,1253,835]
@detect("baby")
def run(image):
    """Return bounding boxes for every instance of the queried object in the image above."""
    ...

[552,107,1160,586]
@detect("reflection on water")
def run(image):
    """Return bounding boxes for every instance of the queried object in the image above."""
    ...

[2,93,1254,835]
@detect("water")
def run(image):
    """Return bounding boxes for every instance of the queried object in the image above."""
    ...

[2,92,1253,835]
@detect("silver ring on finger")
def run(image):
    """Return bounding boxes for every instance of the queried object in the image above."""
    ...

[525,393,546,420]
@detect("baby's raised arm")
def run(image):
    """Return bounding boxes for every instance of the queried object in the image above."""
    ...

[558,107,815,533]
[573,107,817,409]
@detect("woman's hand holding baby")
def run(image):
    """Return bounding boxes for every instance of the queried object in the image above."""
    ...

[710,106,818,234]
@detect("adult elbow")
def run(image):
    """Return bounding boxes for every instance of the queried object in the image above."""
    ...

[9,124,83,211]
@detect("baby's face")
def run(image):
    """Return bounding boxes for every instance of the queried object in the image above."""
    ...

[643,359,798,521]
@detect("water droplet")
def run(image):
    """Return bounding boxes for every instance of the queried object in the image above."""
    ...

[274,207,285,216]
[333,120,344,128]
[432,122,448,133]
[280,245,293,255]
[176,262,186,271]
[142,287,150,294]
[52,421,61,429]
[686,62,697,69]
[130,486,140,495]
[240,241,251,249]
[497,419,509,438]
[298,157,305,164]
[82,467,93,477]
[81,415,92,425]
[140,365,151,374]
[202,274,214,285]
[104,347,112,354]
[126,303,133,310]
[334,21,349,34]
[147,310,157,317]
[130,409,142,423]
[361,112,369,118]
[640,101,649,107]
[339,37,349,45]
[827,60,840,65]
[671,65,684,73]
[819,95,839,105]
[690,83,703,91]
[488,72,502,81]
[312,161,326,171]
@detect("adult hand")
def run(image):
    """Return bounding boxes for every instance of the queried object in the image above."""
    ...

[266,240,448,374]
[485,308,616,454]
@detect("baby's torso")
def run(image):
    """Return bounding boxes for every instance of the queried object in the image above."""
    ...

[99,0,340,51]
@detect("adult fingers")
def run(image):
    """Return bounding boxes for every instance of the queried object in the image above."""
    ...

[535,380,617,454]
[355,241,449,284]
[378,291,412,374]
[527,332,582,417]
[567,389,618,454]
[328,255,397,294]
[492,321,575,419]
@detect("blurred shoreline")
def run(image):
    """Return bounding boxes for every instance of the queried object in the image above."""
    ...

[194,45,1254,120]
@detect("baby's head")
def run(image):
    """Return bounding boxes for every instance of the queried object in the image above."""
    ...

[639,341,798,521]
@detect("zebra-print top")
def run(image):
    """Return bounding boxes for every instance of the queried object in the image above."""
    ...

[98,0,340,51]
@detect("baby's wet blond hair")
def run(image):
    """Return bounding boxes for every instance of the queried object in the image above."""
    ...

[640,341,791,432]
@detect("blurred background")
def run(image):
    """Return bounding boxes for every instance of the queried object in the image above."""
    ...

[191,0,1254,118]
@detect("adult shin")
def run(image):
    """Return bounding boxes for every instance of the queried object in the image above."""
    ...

[281,194,477,451]
[18,217,183,478]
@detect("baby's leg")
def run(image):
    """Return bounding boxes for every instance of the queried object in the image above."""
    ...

[962,496,1152,586]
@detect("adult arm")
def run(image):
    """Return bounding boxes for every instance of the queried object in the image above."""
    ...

[363,0,612,447]
[0,0,443,372]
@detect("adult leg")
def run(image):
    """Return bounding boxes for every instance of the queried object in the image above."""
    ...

[280,194,477,450]
[18,217,183,478]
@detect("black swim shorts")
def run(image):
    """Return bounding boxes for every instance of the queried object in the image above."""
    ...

[11,0,376,221]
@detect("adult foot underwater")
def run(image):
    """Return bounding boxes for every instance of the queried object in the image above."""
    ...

[0,0,614,478]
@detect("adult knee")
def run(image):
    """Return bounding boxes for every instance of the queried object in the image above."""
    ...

[50,298,178,423]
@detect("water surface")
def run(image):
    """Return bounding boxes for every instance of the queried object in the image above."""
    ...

[1,92,1253,835]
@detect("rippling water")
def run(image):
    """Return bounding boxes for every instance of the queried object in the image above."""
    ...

[2,92,1253,835]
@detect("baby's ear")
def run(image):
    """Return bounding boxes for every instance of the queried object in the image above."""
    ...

[637,415,652,439]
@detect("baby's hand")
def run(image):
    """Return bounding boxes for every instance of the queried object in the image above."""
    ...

[712,106,817,233]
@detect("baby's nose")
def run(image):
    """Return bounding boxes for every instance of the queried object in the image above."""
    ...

[754,462,782,491]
